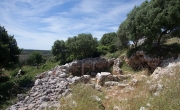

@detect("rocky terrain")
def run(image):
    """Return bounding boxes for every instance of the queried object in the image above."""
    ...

[7,56,180,110]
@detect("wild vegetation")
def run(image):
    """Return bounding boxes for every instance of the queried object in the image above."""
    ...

[0,0,180,109]
[60,84,105,110]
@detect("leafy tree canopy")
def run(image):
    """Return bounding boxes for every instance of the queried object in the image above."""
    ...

[100,32,117,46]
[29,52,42,69]
[117,0,180,50]
[52,33,98,64]
[0,25,21,69]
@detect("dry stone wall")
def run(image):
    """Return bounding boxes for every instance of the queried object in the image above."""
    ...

[67,58,115,76]
[7,57,121,110]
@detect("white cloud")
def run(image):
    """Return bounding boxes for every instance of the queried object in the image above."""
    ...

[0,0,145,50]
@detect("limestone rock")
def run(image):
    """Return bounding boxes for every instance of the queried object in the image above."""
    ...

[112,58,123,75]
[149,83,163,95]
[118,83,129,88]
[140,107,148,110]
[104,81,119,87]
[96,72,111,86]
[27,104,35,110]
[17,94,26,102]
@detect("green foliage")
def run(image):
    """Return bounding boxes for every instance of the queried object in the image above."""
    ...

[66,33,98,59]
[99,32,118,53]
[52,33,98,64]
[104,51,120,59]
[0,75,9,83]
[51,40,66,60]
[28,52,42,68]
[0,61,58,102]
[108,44,117,53]
[100,32,117,46]
[117,0,180,52]
[97,45,109,55]
[117,20,129,49]
[0,25,21,69]
[17,75,33,87]
[9,68,19,77]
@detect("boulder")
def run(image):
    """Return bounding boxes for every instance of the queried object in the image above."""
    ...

[96,72,111,86]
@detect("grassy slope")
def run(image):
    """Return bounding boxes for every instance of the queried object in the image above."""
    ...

[0,61,58,110]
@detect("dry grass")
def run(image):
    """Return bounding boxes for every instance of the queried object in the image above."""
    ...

[102,64,180,110]
[60,83,105,110]
[59,64,180,110]
[148,65,180,110]
[101,72,150,110]
[165,37,180,45]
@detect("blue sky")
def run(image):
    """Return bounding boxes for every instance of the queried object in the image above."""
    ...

[0,0,145,50]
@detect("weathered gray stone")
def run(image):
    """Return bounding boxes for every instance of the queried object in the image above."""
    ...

[104,81,119,87]
[27,104,35,110]
[72,76,81,83]
[96,72,111,86]
[34,79,42,86]
[92,95,101,101]
[149,83,163,95]
[23,96,29,103]
[17,94,25,102]
[59,73,68,78]
[31,92,38,97]
[140,107,148,110]
[118,83,129,88]
[81,75,90,83]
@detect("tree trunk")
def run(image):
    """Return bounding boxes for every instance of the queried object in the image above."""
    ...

[157,33,163,47]
[133,41,138,48]
[157,30,168,47]
[36,64,39,69]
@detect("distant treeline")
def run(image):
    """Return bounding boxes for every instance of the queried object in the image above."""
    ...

[21,49,52,55]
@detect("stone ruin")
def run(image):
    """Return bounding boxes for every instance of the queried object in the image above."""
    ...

[66,57,115,76]
[6,57,123,110]
[7,55,180,110]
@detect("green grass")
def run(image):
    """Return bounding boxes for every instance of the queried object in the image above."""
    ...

[104,51,120,59]
[121,60,134,74]
[60,83,105,110]
[0,61,58,110]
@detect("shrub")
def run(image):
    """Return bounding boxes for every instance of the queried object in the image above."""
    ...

[0,75,9,83]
